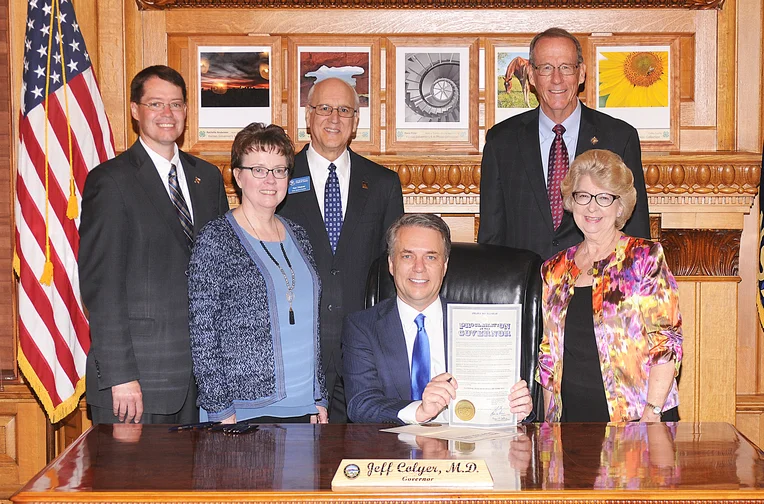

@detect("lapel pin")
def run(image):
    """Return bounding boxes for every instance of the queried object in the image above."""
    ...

[590,136,599,145]
[194,177,201,184]
[362,181,369,190]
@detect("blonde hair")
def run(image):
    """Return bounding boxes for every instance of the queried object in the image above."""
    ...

[560,149,637,230]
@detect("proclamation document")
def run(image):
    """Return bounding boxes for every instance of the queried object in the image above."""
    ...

[448,304,522,428]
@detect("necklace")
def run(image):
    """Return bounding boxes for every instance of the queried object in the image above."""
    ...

[241,210,296,325]
[582,233,621,277]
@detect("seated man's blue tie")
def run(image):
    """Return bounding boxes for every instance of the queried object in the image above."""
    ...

[411,313,431,401]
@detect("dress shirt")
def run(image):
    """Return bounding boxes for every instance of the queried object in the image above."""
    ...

[306,144,350,218]
[139,137,194,220]
[538,101,581,188]
[396,297,447,424]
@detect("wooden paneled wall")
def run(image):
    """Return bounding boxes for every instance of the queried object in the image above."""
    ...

[1,0,763,498]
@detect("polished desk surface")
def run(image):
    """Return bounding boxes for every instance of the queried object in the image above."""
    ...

[12,422,764,503]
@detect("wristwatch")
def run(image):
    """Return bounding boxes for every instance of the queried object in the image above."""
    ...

[646,402,663,416]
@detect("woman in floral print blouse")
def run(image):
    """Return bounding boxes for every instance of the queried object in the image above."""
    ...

[536,149,682,422]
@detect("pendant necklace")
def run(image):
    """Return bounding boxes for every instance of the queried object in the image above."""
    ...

[584,233,620,277]
[242,211,296,325]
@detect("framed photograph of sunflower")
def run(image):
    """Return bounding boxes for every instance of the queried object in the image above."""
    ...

[588,35,680,151]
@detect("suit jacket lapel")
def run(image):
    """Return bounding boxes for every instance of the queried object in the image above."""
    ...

[519,110,554,231]
[129,142,190,253]
[376,299,411,400]
[335,149,370,257]
[576,104,599,157]
[179,151,208,235]
[291,147,333,255]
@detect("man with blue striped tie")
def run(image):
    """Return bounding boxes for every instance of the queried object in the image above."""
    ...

[342,214,533,424]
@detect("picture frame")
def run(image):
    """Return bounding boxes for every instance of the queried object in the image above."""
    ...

[484,37,538,130]
[587,35,680,151]
[385,37,479,154]
[186,35,282,152]
[287,36,381,154]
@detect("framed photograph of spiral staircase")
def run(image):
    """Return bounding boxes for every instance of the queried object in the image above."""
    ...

[385,37,479,154]
[587,34,680,151]
[287,36,382,154]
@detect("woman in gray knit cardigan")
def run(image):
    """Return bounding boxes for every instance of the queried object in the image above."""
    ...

[188,123,328,424]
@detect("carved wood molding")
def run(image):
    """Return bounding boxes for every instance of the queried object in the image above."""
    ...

[659,229,741,277]
[208,154,761,211]
[737,394,764,412]
[136,0,725,9]
[643,161,760,196]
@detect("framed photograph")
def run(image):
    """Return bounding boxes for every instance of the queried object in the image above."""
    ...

[386,37,479,154]
[187,36,281,151]
[485,38,539,130]
[288,36,381,154]
[588,35,680,151]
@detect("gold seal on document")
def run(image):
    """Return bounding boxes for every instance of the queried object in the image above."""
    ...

[454,400,476,421]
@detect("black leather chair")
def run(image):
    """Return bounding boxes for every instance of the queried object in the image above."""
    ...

[365,242,545,421]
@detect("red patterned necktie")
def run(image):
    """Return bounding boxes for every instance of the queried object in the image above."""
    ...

[547,124,569,230]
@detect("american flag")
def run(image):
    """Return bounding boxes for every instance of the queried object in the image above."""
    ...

[15,0,114,423]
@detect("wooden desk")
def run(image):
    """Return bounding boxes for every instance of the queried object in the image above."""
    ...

[11,422,764,503]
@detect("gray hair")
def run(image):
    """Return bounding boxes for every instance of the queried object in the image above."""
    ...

[529,28,584,66]
[306,77,361,111]
[385,213,452,259]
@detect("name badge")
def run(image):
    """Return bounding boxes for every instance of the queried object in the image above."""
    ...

[288,176,311,194]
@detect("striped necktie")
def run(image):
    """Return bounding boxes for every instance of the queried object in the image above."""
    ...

[168,163,193,249]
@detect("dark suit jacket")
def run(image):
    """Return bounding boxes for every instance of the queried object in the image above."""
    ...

[277,145,404,417]
[79,141,229,415]
[342,297,449,424]
[478,104,650,260]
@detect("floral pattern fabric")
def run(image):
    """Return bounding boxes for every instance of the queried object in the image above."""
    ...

[536,235,683,422]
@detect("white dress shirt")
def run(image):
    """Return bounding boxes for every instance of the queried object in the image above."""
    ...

[396,297,448,424]
[306,144,350,218]
[139,137,194,220]
[538,100,581,187]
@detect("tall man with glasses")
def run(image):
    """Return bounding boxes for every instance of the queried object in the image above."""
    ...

[279,77,403,422]
[79,65,229,424]
[478,28,649,260]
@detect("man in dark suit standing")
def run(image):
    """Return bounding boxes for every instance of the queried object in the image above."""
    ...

[478,28,650,260]
[79,66,229,424]
[343,214,532,424]
[278,77,404,422]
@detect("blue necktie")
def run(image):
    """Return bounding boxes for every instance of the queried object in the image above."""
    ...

[324,163,343,253]
[168,163,193,249]
[411,313,431,401]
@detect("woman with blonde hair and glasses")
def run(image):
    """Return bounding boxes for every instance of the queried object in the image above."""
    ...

[537,149,682,422]
[188,122,328,424]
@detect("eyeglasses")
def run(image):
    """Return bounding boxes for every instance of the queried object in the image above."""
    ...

[138,101,187,112]
[308,104,356,118]
[572,191,620,207]
[238,165,290,179]
[533,63,579,77]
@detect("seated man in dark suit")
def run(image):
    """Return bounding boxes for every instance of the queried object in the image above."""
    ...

[342,213,533,424]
